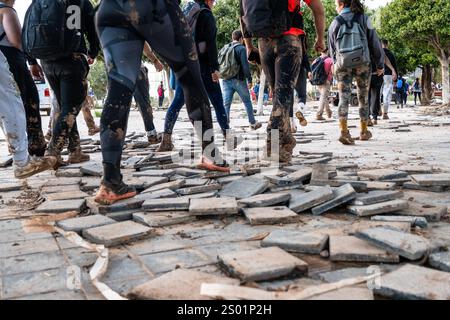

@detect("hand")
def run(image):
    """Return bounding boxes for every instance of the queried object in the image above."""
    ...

[87,57,95,65]
[308,72,313,81]
[247,82,252,90]
[154,60,164,72]
[212,71,220,83]
[30,64,44,80]
[392,72,398,81]
[247,47,260,65]
[314,37,326,53]
[376,68,384,77]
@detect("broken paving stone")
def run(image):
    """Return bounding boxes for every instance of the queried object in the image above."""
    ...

[43,177,81,186]
[365,181,397,191]
[280,168,312,184]
[0,181,23,192]
[218,247,308,282]
[133,169,175,178]
[79,163,103,177]
[82,221,152,247]
[397,165,434,174]
[289,186,334,213]
[133,211,196,227]
[45,190,88,201]
[128,269,239,300]
[143,197,190,212]
[135,188,177,201]
[189,197,238,216]
[238,193,291,208]
[87,197,144,214]
[313,180,368,192]
[124,176,168,190]
[371,216,428,228]
[311,184,357,216]
[243,206,299,225]
[269,182,304,193]
[307,287,374,300]
[182,178,210,187]
[261,230,328,254]
[35,199,86,214]
[41,184,81,194]
[394,201,446,222]
[358,169,408,181]
[142,180,186,193]
[348,199,409,217]
[403,181,445,192]
[175,168,205,177]
[80,177,100,192]
[181,191,219,199]
[217,175,243,185]
[429,252,450,272]
[352,190,403,206]
[55,168,83,178]
[329,235,400,263]
[356,227,430,260]
[374,264,450,300]
[411,174,450,187]
[316,267,375,283]
[177,183,221,196]
[311,164,329,183]
[219,176,269,199]
[56,214,116,233]
[0,156,13,167]
[103,209,140,221]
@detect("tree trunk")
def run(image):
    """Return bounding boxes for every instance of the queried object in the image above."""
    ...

[438,55,450,105]
[421,64,433,105]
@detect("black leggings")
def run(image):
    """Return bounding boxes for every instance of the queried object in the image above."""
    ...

[134,66,155,132]
[96,0,214,188]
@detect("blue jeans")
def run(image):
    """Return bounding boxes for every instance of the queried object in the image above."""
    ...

[164,70,230,135]
[222,78,256,124]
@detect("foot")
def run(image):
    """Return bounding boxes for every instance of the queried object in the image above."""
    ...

[382,113,389,120]
[88,126,101,136]
[148,131,162,145]
[94,183,137,205]
[339,130,355,145]
[374,119,378,125]
[68,149,90,164]
[316,113,325,121]
[360,130,373,141]
[368,119,374,127]
[295,111,308,126]
[290,117,297,133]
[156,133,174,152]
[14,156,57,179]
[326,109,333,119]
[198,155,230,173]
[250,122,262,130]
[44,131,52,142]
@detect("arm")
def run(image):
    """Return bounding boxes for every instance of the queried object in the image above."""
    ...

[365,17,384,74]
[238,46,252,84]
[201,13,220,72]
[308,0,326,53]
[2,8,22,50]
[143,42,164,72]
[83,0,100,60]
[328,20,337,64]
[385,55,397,80]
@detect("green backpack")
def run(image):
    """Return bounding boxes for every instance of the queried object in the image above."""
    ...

[218,43,241,80]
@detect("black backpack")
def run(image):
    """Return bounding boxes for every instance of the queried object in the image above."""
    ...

[310,57,328,86]
[182,1,210,54]
[240,0,302,38]
[22,0,82,60]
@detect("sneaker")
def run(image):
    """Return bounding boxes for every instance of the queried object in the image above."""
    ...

[14,156,57,179]
[316,114,325,121]
[88,126,101,136]
[147,131,162,145]
[95,183,137,205]
[68,149,90,164]
[295,111,308,126]
[250,122,262,130]
[339,130,355,145]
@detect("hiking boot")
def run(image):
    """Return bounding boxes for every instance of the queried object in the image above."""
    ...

[326,109,333,119]
[147,131,162,145]
[382,113,389,120]
[360,130,373,141]
[295,111,308,126]
[250,121,262,130]
[88,126,101,136]
[198,155,230,173]
[368,119,374,127]
[316,113,325,121]
[290,117,297,133]
[156,133,174,152]
[68,148,90,164]
[339,130,355,145]
[14,156,57,179]
[95,183,137,206]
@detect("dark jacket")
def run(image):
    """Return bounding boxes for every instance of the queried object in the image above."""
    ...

[195,1,219,72]
[328,11,384,71]
[233,43,252,83]
[383,48,397,76]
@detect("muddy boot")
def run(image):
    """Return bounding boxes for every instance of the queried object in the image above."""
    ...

[250,122,262,130]
[198,148,230,173]
[382,113,389,120]
[14,156,57,179]
[295,111,308,127]
[68,148,90,164]
[339,119,355,145]
[147,130,161,145]
[368,119,374,127]
[290,117,297,133]
[95,183,137,205]
[360,120,373,141]
[156,133,174,152]
[316,113,325,121]
[279,134,296,164]
[326,108,333,119]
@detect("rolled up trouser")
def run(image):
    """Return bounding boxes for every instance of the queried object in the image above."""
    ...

[0,51,29,165]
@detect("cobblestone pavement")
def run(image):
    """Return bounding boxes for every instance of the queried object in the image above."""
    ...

[1,102,449,300]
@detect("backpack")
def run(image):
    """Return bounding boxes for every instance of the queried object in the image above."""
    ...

[397,79,404,90]
[310,57,328,86]
[0,3,13,42]
[22,0,82,60]
[218,43,241,80]
[334,14,370,71]
[182,1,210,54]
[240,0,302,38]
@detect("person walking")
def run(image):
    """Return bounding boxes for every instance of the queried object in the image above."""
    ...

[412,78,422,106]
[381,39,398,119]
[328,0,384,145]
[157,81,165,109]
[314,48,333,121]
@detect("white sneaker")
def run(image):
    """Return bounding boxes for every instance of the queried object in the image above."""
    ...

[297,102,306,113]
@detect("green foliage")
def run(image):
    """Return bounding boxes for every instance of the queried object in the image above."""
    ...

[88,61,108,101]
[213,0,241,50]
